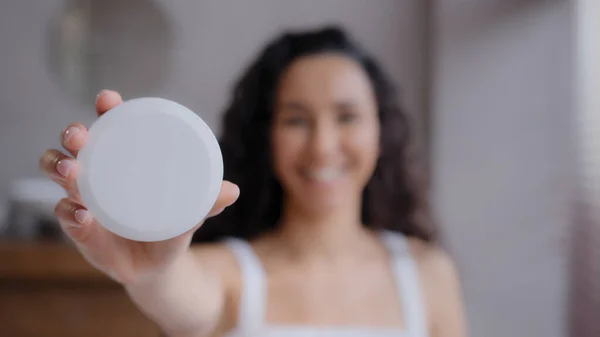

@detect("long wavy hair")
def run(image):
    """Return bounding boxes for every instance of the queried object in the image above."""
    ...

[193,25,437,244]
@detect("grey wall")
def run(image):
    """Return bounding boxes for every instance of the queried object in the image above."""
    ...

[431,1,574,336]
[0,0,428,220]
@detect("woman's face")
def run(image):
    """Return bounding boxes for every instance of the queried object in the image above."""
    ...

[271,53,380,213]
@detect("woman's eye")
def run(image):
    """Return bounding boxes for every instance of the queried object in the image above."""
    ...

[338,112,358,124]
[283,116,308,126]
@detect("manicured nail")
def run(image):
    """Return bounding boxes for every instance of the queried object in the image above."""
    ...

[96,90,113,103]
[97,89,111,98]
[74,209,89,224]
[56,159,75,177]
[63,126,80,143]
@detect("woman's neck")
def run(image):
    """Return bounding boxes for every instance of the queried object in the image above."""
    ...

[269,198,378,262]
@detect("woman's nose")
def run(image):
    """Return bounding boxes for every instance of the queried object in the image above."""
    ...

[308,121,339,161]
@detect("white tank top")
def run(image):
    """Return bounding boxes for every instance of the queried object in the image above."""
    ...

[223,230,429,337]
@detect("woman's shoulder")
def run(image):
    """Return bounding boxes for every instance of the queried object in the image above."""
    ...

[406,237,459,281]
[383,230,459,281]
[406,237,466,336]
[406,237,462,300]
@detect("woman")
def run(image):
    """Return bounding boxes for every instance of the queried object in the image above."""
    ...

[39,26,466,337]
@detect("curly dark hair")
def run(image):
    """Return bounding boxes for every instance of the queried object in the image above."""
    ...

[193,25,437,244]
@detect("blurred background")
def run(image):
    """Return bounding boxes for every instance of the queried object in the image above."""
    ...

[0,0,598,336]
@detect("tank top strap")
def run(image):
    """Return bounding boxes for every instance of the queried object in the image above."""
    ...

[223,237,266,331]
[379,230,429,337]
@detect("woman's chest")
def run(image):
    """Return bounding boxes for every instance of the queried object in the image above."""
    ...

[263,263,405,328]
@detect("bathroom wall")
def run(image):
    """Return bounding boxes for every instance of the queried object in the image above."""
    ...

[430,1,574,336]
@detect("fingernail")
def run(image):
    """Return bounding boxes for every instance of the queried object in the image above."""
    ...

[97,89,111,98]
[96,90,112,102]
[56,159,74,177]
[74,209,89,224]
[63,126,80,143]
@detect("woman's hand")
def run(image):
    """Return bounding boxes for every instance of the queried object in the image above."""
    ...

[39,90,240,286]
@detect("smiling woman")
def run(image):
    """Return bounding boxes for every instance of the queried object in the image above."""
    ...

[190,27,463,337]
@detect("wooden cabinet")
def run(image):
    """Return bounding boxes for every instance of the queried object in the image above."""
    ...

[0,241,162,337]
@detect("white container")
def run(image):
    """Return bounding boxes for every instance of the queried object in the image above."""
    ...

[77,97,223,242]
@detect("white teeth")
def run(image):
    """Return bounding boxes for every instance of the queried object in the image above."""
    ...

[305,168,344,181]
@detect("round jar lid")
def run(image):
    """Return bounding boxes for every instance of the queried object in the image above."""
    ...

[77,97,223,242]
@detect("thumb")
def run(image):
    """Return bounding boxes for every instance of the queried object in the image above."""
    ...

[207,181,239,218]
[181,181,239,236]
[165,180,240,239]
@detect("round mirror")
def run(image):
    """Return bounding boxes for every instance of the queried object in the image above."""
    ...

[46,0,175,106]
